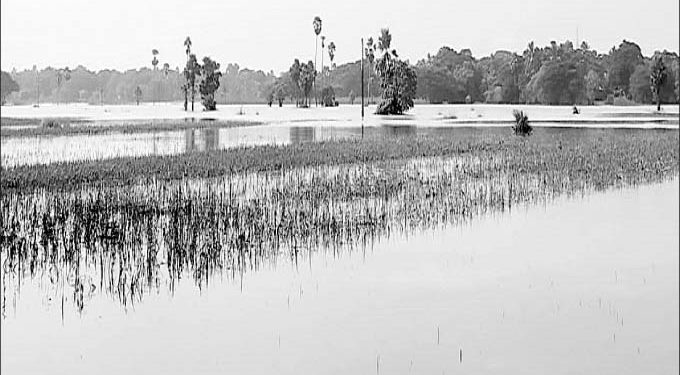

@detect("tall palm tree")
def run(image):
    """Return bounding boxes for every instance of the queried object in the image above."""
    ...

[183,37,192,111]
[328,41,336,68]
[320,35,326,92]
[152,49,159,104]
[365,37,375,104]
[312,16,322,106]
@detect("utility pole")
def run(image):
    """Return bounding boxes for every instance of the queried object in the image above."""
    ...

[361,38,364,119]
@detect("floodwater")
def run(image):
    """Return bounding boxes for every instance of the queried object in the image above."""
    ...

[2,178,677,375]
[2,103,678,167]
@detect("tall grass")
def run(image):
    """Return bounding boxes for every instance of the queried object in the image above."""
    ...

[0,127,678,315]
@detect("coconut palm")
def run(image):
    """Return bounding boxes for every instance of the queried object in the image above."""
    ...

[320,35,326,92]
[151,49,159,104]
[312,16,322,106]
[56,67,71,105]
[183,37,192,111]
[365,37,375,103]
[328,41,336,68]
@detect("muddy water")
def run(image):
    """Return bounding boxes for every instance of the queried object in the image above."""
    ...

[2,179,677,374]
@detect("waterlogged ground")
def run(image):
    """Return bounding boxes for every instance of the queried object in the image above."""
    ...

[2,103,678,167]
[1,179,677,374]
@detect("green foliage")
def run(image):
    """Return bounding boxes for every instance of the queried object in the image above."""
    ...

[199,56,221,111]
[650,56,667,110]
[183,54,201,111]
[629,64,652,103]
[374,29,417,115]
[526,61,583,105]
[299,61,316,107]
[321,86,337,107]
[1,71,19,105]
[512,110,532,136]
[134,86,142,105]
[607,40,643,95]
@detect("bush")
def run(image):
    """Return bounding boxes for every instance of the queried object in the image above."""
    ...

[41,119,63,129]
[321,86,337,107]
[512,110,532,136]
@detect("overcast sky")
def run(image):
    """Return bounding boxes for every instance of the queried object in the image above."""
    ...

[1,0,678,74]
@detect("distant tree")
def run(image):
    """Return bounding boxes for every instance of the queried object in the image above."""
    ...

[584,69,605,104]
[607,40,643,95]
[629,64,653,103]
[374,28,417,114]
[321,86,336,107]
[289,59,302,106]
[1,71,20,105]
[320,35,326,91]
[151,49,159,104]
[275,83,286,106]
[184,54,201,111]
[299,60,316,107]
[183,37,192,110]
[650,56,667,111]
[312,16,322,106]
[199,56,221,111]
[365,37,375,104]
[134,85,142,105]
[56,67,71,104]
[328,41,336,69]
[349,89,356,104]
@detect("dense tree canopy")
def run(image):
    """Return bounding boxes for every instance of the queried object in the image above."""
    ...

[1,71,20,105]
[2,39,677,106]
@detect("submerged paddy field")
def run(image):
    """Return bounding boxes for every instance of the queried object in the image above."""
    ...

[1,126,677,313]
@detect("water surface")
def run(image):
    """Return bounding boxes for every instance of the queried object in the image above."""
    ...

[2,179,677,374]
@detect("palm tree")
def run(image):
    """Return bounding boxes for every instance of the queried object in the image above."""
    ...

[320,35,326,93]
[56,67,71,105]
[152,49,159,104]
[328,41,336,68]
[183,37,192,111]
[365,37,375,104]
[312,16,322,106]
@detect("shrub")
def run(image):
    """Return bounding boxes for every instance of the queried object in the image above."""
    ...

[512,110,532,136]
[41,119,63,129]
[321,86,337,107]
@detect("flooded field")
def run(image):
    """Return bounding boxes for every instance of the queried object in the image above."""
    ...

[1,176,677,374]
[2,103,678,167]
[1,103,678,374]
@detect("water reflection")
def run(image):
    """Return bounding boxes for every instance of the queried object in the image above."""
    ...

[185,128,220,152]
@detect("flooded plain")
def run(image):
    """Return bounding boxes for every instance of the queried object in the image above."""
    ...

[1,178,677,374]
[2,103,678,167]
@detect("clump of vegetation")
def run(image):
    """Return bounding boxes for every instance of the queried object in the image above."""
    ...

[374,28,417,115]
[40,118,64,129]
[199,56,221,111]
[650,56,667,111]
[1,127,678,312]
[512,110,532,136]
[321,86,337,107]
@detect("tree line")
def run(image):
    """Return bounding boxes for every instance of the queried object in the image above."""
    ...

[2,39,678,107]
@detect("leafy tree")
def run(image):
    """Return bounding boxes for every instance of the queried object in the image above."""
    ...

[199,56,221,111]
[56,67,71,104]
[184,54,201,111]
[134,85,142,105]
[288,59,302,106]
[584,69,606,104]
[650,56,667,110]
[1,71,20,105]
[349,89,356,104]
[374,28,417,115]
[275,83,286,106]
[629,64,652,103]
[328,42,336,69]
[607,40,643,95]
[321,86,336,107]
[299,60,316,107]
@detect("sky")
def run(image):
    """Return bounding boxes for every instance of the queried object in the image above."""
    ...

[1,0,678,74]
